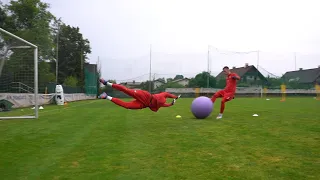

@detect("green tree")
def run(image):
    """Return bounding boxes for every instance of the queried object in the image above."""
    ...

[53,24,91,86]
[174,75,184,80]
[2,0,55,57]
[140,81,154,92]
[64,76,78,87]
[188,71,216,88]
[38,61,55,91]
[216,78,226,88]
[166,78,173,82]
[0,2,6,27]
[1,0,55,89]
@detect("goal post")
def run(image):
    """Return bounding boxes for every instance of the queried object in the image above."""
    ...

[0,28,39,119]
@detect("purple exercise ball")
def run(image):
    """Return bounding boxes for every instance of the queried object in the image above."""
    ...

[191,96,213,119]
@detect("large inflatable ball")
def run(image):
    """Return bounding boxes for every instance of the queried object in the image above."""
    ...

[191,96,213,119]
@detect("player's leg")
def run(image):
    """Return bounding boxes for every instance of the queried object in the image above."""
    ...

[98,92,145,109]
[211,90,224,103]
[99,78,136,97]
[216,93,234,119]
[111,99,145,109]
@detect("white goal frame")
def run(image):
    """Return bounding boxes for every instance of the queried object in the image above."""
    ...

[0,28,39,119]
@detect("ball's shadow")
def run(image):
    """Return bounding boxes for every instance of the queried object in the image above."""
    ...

[189,113,215,121]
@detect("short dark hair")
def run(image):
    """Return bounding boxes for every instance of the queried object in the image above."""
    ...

[223,66,229,70]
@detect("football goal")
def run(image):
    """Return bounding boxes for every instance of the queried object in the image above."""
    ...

[0,28,39,119]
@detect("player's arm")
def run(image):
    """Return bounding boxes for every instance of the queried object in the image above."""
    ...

[231,73,240,80]
[162,103,173,107]
[162,99,176,107]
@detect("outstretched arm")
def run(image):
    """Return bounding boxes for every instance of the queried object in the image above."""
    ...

[162,99,176,107]
[162,103,173,107]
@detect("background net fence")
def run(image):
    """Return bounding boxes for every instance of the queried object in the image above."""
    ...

[98,45,319,98]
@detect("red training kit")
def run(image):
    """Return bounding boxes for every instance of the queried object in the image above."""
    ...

[149,92,178,112]
[211,73,240,113]
[224,73,240,93]
[109,84,177,112]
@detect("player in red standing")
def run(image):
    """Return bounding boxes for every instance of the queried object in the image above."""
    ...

[98,78,181,112]
[211,66,240,119]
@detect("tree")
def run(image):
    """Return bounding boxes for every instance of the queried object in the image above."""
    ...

[38,61,55,91]
[52,23,91,86]
[64,76,78,87]
[140,81,154,92]
[166,78,173,82]
[0,2,6,28]
[2,0,55,57]
[216,78,226,88]
[156,77,165,83]
[174,75,184,80]
[188,71,216,88]
[1,0,55,88]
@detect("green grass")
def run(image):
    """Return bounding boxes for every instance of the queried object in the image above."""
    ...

[0,97,319,179]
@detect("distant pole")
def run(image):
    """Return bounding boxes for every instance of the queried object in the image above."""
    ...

[56,18,61,85]
[149,44,152,92]
[207,45,210,88]
[98,56,100,76]
[294,52,297,70]
[81,48,83,85]
[257,50,260,86]
[56,23,59,84]
[257,50,260,70]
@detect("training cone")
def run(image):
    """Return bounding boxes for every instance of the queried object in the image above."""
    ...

[176,115,182,118]
[31,106,44,110]
[252,114,259,117]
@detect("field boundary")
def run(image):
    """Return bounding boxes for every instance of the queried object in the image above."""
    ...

[0,93,96,108]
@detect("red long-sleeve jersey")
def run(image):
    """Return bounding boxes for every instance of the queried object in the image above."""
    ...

[224,73,240,93]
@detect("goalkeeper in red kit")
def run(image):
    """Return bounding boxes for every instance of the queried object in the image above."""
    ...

[211,66,240,119]
[98,78,181,112]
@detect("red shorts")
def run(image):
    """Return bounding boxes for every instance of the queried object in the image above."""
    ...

[214,90,235,102]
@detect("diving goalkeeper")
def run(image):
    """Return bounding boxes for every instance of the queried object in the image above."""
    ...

[98,78,181,112]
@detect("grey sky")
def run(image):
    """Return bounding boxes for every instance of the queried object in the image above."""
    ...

[41,0,320,82]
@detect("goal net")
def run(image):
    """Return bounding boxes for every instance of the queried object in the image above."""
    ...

[0,28,39,119]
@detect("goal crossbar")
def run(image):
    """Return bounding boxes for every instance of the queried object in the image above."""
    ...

[0,28,37,48]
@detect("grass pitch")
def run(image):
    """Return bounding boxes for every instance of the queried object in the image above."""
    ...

[0,97,319,179]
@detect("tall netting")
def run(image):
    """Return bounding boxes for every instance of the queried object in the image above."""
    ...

[99,45,319,98]
[0,28,38,119]
[208,46,259,75]
[84,63,98,96]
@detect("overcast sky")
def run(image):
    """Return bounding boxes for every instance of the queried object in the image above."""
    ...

[40,0,320,82]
